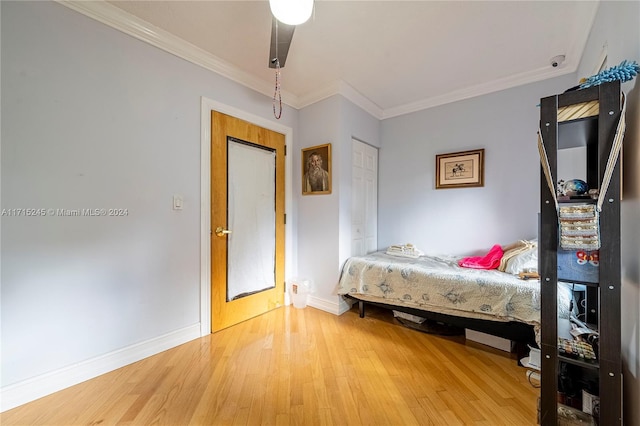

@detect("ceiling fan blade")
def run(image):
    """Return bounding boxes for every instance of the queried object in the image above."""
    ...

[269,18,295,68]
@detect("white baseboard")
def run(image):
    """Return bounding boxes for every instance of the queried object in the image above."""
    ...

[338,296,356,314]
[0,323,201,412]
[307,295,353,315]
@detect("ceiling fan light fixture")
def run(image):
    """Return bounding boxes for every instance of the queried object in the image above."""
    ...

[269,0,313,26]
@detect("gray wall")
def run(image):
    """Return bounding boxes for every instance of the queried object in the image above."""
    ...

[578,2,640,424]
[297,97,341,303]
[379,75,575,255]
[297,95,380,307]
[1,0,297,387]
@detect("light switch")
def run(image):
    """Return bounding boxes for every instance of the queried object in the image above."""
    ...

[173,195,183,210]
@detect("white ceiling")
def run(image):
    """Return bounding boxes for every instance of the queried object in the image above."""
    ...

[72,1,600,119]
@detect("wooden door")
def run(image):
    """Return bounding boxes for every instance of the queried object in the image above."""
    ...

[211,111,285,332]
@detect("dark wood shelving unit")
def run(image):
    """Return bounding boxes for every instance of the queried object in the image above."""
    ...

[557,355,600,371]
[538,80,622,425]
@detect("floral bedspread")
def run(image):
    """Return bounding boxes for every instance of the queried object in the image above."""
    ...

[338,252,571,331]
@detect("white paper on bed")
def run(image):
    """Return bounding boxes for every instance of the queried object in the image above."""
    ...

[385,244,424,258]
[338,251,572,344]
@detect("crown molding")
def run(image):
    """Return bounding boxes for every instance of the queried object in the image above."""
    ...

[337,81,384,119]
[381,2,595,119]
[55,0,595,121]
[294,80,341,109]
[297,80,384,119]
[382,64,577,119]
[56,0,300,108]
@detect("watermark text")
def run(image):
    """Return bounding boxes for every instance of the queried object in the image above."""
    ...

[1,208,129,217]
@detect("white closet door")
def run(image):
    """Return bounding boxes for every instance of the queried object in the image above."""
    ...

[351,139,378,256]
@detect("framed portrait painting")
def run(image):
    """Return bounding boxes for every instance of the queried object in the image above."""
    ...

[435,149,484,189]
[302,143,331,195]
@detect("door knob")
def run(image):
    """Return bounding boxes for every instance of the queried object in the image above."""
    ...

[215,226,232,237]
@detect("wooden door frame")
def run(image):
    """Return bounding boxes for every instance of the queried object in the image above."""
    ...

[199,97,294,336]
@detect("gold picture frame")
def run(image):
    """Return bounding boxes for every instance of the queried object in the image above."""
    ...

[435,148,484,189]
[302,143,332,195]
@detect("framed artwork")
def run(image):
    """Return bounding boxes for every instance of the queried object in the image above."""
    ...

[302,143,331,195]
[435,148,484,189]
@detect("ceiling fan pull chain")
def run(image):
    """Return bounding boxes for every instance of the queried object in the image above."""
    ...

[272,18,282,120]
[273,60,283,119]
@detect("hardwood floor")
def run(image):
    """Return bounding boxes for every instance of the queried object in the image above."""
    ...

[1,305,540,425]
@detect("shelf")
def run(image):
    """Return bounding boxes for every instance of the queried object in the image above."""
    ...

[557,403,597,426]
[558,319,599,370]
[559,354,599,370]
[556,85,600,108]
[558,278,600,288]
[539,81,621,426]
[537,400,598,426]
[557,197,596,204]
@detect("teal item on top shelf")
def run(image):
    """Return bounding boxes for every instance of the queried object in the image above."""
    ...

[579,60,639,89]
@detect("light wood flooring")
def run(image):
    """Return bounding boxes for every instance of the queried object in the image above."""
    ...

[1,305,540,425]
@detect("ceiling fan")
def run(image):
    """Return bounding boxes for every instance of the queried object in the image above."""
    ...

[267,0,313,68]
[269,18,296,69]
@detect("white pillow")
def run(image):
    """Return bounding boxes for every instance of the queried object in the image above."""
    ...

[505,247,538,275]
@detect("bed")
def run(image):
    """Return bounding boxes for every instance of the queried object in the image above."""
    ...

[337,251,572,348]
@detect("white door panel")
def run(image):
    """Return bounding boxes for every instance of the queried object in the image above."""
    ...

[351,139,378,256]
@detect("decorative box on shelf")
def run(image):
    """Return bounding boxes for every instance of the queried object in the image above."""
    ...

[557,249,599,283]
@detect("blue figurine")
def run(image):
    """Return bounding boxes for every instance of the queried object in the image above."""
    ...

[559,179,589,196]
